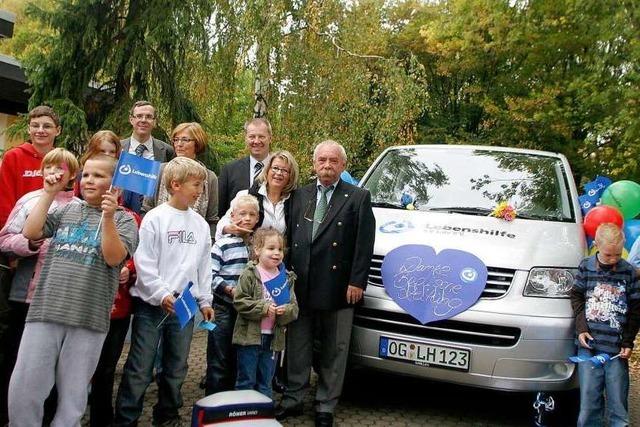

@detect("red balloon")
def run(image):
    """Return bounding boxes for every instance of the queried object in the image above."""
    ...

[583,205,623,238]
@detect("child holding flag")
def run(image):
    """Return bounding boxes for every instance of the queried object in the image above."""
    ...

[8,154,138,427]
[570,223,640,427]
[233,227,298,398]
[115,157,214,427]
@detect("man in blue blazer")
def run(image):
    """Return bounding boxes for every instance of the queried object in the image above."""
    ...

[278,140,375,427]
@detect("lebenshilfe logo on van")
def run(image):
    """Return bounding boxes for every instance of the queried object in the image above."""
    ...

[424,223,516,239]
[379,220,415,234]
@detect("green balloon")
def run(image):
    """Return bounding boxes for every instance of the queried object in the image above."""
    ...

[601,180,640,219]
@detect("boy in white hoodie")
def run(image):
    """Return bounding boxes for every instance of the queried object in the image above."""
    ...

[115,157,214,427]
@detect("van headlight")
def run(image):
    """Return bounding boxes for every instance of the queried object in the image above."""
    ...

[523,268,576,298]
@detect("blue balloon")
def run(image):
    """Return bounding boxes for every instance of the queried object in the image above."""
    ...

[623,219,640,251]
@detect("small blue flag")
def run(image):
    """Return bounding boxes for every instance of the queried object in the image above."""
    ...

[263,264,290,306]
[578,194,598,215]
[174,282,199,329]
[583,181,602,199]
[594,175,612,191]
[112,152,161,197]
[198,320,217,331]
[568,353,619,368]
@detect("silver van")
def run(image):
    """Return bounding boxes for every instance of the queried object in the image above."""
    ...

[350,145,585,392]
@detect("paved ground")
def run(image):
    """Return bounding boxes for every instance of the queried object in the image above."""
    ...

[85,329,640,426]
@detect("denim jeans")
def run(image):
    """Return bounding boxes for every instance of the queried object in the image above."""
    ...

[114,298,194,426]
[577,347,629,427]
[236,334,276,398]
[205,302,237,395]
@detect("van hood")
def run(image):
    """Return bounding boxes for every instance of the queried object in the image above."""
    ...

[373,208,586,270]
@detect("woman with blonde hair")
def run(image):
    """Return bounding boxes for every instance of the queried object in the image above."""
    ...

[142,122,218,237]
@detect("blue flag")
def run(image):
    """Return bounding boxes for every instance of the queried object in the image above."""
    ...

[112,152,161,197]
[263,264,290,306]
[578,194,598,215]
[568,353,619,368]
[174,282,199,329]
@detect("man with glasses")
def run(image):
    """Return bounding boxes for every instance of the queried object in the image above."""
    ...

[121,101,175,212]
[217,118,272,219]
[278,140,375,427]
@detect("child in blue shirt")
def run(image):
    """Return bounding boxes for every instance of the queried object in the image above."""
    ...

[205,194,260,396]
[570,223,640,427]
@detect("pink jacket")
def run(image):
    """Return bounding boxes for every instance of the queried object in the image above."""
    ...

[0,189,78,303]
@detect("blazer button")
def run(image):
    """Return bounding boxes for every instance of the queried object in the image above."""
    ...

[294,243,298,247]
[332,265,337,270]
[332,242,337,247]
[338,221,343,226]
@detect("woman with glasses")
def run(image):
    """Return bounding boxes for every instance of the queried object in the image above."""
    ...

[210,150,298,395]
[214,150,299,241]
[142,122,219,237]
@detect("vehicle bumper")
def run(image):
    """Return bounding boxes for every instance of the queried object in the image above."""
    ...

[349,299,578,392]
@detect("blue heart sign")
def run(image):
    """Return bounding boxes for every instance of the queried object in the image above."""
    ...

[381,245,488,324]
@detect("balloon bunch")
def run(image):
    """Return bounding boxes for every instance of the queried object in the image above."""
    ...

[581,178,640,255]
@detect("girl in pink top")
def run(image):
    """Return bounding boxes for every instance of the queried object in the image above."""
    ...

[232,228,298,398]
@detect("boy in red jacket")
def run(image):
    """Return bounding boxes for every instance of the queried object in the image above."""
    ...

[0,106,61,228]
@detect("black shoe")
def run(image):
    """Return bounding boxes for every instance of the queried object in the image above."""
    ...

[315,412,333,427]
[272,376,287,393]
[275,404,303,420]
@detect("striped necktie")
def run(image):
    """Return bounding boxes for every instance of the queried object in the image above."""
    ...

[254,161,264,180]
[135,143,148,157]
[312,185,332,239]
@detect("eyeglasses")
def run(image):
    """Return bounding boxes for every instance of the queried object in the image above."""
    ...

[172,137,195,145]
[131,114,155,121]
[29,123,56,131]
[270,166,290,176]
[303,199,332,224]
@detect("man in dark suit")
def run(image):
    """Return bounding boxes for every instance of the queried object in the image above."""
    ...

[278,140,375,427]
[217,118,271,218]
[120,101,175,212]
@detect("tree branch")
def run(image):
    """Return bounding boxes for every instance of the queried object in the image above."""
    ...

[315,31,389,60]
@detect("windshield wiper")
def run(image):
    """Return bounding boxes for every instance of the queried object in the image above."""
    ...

[371,201,405,209]
[426,206,493,216]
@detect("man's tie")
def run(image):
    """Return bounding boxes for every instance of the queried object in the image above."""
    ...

[135,143,148,157]
[254,161,264,180]
[312,185,332,239]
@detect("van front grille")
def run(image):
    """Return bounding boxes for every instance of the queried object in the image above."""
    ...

[354,307,521,347]
[367,255,515,299]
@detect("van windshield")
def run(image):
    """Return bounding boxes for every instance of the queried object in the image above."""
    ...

[362,147,575,222]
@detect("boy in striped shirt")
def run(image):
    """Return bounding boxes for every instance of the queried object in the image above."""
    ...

[570,223,640,427]
[205,194,260,395]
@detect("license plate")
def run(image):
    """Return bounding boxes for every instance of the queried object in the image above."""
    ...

[379,337,470,372]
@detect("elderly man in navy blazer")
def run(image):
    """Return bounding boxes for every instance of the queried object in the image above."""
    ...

[217,118,272,218]
[278,140,375,427]
[121,101,175,212]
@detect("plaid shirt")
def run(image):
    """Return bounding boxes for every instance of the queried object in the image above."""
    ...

[570,254,640,354]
